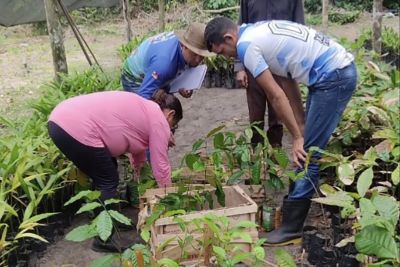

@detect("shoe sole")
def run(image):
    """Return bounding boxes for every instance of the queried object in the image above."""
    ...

[264,237,302,247]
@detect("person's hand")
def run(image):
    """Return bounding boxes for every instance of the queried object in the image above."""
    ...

[292,137,307,168]
[179,88,193,98]
[236,70,248,88]
[168,133,176,148]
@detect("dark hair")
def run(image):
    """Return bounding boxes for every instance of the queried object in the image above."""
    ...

[204,17,237,51]
[151,89,183,122]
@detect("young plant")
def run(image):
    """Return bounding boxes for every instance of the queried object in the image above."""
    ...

[64,190,132,244]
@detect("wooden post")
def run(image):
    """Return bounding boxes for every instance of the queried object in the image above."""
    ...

[158,0,165,32]
[43,0,68,81]
[322,0,329,33]
[121,0,132,42]
[372,0,383,54]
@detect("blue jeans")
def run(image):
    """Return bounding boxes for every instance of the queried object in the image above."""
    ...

[121,70,141,93]
[288,62,358,199]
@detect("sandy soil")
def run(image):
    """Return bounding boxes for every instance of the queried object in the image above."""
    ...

[1,6,398,267]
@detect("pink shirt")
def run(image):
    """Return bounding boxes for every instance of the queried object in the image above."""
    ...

[49,91,172,187]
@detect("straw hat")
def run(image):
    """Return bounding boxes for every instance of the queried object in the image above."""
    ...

[175,22,215,57]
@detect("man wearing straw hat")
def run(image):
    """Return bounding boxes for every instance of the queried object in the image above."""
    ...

[121,22,214,99]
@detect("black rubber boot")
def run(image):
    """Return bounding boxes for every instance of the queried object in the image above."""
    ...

[267,124,283,148]
[263,198,311,246]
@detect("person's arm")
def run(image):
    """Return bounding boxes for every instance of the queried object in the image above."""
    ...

[273,75,305,134]
[148,123,172,187]
[256,70,306,166]
[128,152,146,176]
[139,57,172,99]
[238,42,306,166]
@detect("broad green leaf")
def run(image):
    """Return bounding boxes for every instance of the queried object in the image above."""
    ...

[104,199,126,206]
[213,132,224,149]
[184,153,199,170]
[213,246,226,260]
[356,167,373,197]
[244,128,253,140]
[164,209,186,217]
[253,246,265,260]
[312,191,354,213]
[140,229,150,242]
[275,248,296,267]
[76,202,102,214]
[65,224,97,242]
[232,252,252,264]
[96,211,113,241]
[391,164,399,185]
[90,254,119,267]
[193,160,205,172]
[227,170,245,185]
[337,163,355,185]
[206,125,225,138]
[157,258,179,267]
[109,210,132,226]
[192,138,204,152]
[64,190,101,206]
[355,225,398,260]
[273,148,289,169]
[319,184,337,196]
[232,232,252,243]
[234,221,258,229]
[372,195,399,228]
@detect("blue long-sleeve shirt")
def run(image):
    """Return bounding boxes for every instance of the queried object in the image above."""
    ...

[122,31,186,99]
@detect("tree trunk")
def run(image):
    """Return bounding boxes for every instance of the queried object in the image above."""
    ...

[158,0,165,32]
[322,0,329,33]
[44,0,68,81]
[372,0,383,54]
[121,0,132,42]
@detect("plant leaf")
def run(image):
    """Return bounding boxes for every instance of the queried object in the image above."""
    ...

[104,199,126,206]
[96,211,113,241]
[64,190,101,206]
[355,225,398,260]
[206,125,225,138]
[90,254,119,267]
[65,224,97,242]
[356,167,373,197]
[108,210,132,226]
[213,132,224,149]
[157,258,179,267]
[15,232,49,243]
[226,170,244,185]
[213,246,226,260]
[335,236,355,247]
[275,248,296,267]
[76,202,102,214]
[232,252,252,264]
[319,184,337,196]
[391,164,399,185]
[337,163,355,185]
[253,246,265,261]
[372,195,399,229]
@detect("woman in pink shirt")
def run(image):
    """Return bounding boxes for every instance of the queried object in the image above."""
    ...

[48,90,181,203]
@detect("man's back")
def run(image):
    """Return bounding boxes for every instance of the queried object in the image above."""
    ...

[237,21,354,86]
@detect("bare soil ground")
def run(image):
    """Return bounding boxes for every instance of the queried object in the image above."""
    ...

[1,5,398,267]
